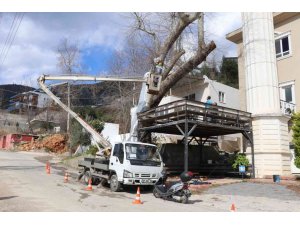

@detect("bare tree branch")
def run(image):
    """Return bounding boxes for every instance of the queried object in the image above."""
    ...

[149,41,216,108]
[156,12,201,64]
[57,38,81,74]
[198,12,205,49]
[125,12,216,110]
[133,12,156,37]
[162,50,185,80]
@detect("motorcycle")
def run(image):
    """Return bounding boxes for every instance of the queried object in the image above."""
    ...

[153,171,193,204]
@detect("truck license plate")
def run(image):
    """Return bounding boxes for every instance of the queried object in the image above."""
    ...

[141,179,150,183]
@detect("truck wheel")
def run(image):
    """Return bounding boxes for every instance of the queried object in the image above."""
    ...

[99,178,108,187]
[93,178,100,185]
[110,174,121,192]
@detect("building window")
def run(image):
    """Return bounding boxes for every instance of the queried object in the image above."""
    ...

[275,32,291,59]
[219,91,225,103]
[184,93,196,101]
[280,82,295,103]
[279,81,296,115]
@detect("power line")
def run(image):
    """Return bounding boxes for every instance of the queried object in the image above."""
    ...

[0,13,18,64]
[1,13,25,67]
[0,12,25,68]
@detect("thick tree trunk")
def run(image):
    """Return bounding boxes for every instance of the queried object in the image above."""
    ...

[149,41,216,108]
[156,13,201,64]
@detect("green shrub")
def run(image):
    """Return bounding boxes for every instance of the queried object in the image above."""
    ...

[292,112,300,168]
[231,153,249,169]
[294,156,300,168]
[89,119,104,133]
[86,145,99,156]
[70,120,91,149]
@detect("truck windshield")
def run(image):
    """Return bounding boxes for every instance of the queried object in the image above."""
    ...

[125,144,161,162]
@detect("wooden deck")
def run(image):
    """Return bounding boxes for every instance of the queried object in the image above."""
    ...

[138,100,252,137]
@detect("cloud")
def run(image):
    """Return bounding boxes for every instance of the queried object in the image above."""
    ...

[0,12,128,86]
[204,12,241,63]
[0,12,242,86]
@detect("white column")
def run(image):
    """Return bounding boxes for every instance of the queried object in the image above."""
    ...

[242,12,291,177]
[242,12,281,115]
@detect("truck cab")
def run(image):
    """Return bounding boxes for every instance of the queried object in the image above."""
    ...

[78,141,164,192]
[109,141,163,188]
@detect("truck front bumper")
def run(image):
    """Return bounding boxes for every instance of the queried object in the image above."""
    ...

[123,178,158,185]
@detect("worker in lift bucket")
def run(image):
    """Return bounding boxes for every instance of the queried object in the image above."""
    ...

[153,76,160,88]
[154,59,163,75]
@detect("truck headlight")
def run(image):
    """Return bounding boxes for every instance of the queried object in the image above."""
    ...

[123,170,133,178]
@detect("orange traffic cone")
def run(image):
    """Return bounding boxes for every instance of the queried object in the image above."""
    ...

[132,186,143,204]
[46,163,50,174]
[64,172,69,183]
[230,203,236,212]
[46,162,49,171]
[85,178,93,191]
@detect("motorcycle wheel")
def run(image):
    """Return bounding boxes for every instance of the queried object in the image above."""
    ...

[181,194,189,204]
[153,188,160,198]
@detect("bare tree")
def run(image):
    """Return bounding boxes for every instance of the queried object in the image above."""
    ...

[56,38,82,155]
[108,38,149,133]
[130,12,216,108]
[57,38,81,74]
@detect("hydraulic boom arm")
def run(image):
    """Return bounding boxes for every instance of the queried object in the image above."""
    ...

[38,74,145,149]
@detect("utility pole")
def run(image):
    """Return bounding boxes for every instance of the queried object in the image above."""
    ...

[67,82,71,156]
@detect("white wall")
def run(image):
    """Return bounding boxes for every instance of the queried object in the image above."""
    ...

[101,123,119,143]
[159,96,183,105]
[202,76,240,110]
[37,92,52,108]
[160,76,240,110]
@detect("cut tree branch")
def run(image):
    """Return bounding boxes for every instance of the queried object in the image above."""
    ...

[149,41,216,108]
[162,50,185,80]
[156,12,201,64]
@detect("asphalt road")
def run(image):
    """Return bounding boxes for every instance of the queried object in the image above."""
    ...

[1,150,300,212]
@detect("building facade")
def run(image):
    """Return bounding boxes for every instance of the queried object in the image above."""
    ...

[226,12,300,176]
[227,12,300,115]
[8,90,53,113]
[168,75,240,110]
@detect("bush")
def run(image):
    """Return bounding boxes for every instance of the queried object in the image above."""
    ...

[70,120,91,149]
[292,112,300,168]
[86,145,99,156]
[89,119,104,133]
[231,153,249,169]
[294,156,300,168]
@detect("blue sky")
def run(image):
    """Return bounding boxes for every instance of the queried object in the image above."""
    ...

[0,12,241,87]
[82,46,114,74]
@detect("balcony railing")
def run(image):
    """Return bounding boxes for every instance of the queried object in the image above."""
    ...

[138,99,252,130]
[280,100,296,115]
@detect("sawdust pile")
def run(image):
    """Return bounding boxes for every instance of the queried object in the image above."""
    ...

[19,134,68,153]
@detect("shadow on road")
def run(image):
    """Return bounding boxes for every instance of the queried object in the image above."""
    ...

[188,199,203,204]
[0,196,18,200]
[0,166,44,170]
